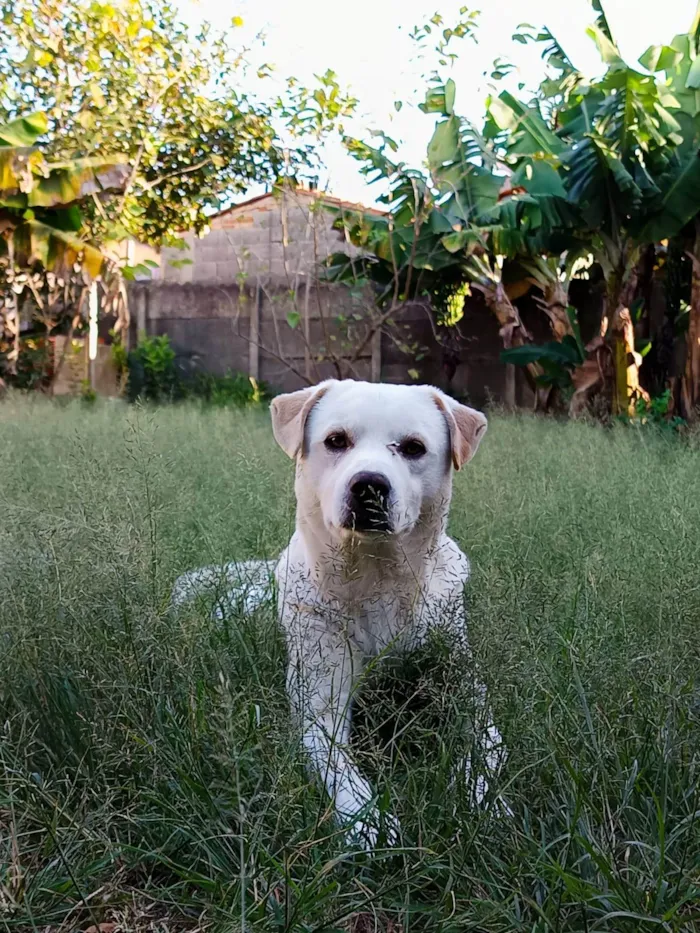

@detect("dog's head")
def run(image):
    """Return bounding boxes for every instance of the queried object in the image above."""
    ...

[271,380,486,540]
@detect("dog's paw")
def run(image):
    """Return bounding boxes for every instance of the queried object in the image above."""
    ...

[345,817,379,850]
[344,808,400,850]
[490,794,514,819]
[455,753,513,818]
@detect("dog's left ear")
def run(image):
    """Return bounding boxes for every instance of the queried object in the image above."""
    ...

[433,391,488,471]
[270,382,332,459]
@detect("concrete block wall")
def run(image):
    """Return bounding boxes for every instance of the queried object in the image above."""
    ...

[129,277,532,408]
[159,189,363,290]
[127,188,563,406]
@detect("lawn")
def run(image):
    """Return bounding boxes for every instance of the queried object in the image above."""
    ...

[1,395,699,933]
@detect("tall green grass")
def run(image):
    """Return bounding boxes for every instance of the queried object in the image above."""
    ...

[1,395,698,932]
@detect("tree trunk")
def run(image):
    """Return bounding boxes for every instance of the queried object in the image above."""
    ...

[49,313,81,394]
[4,237,20,375]
[569,309,645,419]
[609,307,639,416]
[569,338,608,418]
[680,224,700,421]
[504,363,516,408]
[534,279,575,413]
[48,287,87,394]
[608,269,646,417]
[479,281,542,406]
[568,265,647,419]
[541,280,574,340]
[4,293,20,374]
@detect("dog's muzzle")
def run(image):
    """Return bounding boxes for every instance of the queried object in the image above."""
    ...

[342,471,392,533]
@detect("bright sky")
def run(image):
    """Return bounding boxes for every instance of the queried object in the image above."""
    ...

[179,0,694,207]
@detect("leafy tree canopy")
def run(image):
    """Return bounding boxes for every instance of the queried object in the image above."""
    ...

[0,0,351,245]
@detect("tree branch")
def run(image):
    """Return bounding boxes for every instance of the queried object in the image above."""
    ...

[139,157,213,193]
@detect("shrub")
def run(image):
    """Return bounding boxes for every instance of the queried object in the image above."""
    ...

[80,379,98,405]
[0,335,54,391]
[125,334,181,403]
[629,389,685,432]
[187,370,268,407]
[120,333,268,406]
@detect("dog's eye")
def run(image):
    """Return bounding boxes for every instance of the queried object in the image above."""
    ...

[325,432,350,451]
[399,438,426,458]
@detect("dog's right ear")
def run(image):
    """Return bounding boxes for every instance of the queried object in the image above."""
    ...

[432,390,488,471]
[270,382,332,459]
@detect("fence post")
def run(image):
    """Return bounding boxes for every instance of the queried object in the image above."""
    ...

[303,282,311,381]
[504,363,516,408]
[249,284,261,381]
[135,287,147,341]
[371,328,382,382]
[88,281,98,388]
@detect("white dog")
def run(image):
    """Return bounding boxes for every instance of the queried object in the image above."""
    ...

[173,380,507,847]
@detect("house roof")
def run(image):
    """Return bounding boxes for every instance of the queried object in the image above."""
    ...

[211,186,387,219]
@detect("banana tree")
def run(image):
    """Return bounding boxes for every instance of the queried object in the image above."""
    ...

[328,83,576,405]
[0,112,129,379]
[638,6,700,419]
[494,1,700,416]
[499,251,606,413]
[418,77,578,380]
[419,81,592,405]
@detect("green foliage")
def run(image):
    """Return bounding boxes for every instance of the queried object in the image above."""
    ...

[125,334,180,403]
[0,0,283,245]
[501,333,585,390]
[0,334,53,389]
[336,1,700,294]
[0,0,356,247]
[631,389,686,430]
[500,305,587,390]
[0,112,129,378]
[80,378,97,405]
[0,112,127,276]
[328,3,700,419]
[520,7,700,268]
[0,112,49,146]
[123,333,268,406]
[276,69,357,145]
[110,338,129,378]
[187,371,268,407]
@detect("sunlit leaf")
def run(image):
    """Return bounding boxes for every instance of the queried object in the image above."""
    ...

[0,112,48,146]
[427,116,460,168]
[444,78,456,115]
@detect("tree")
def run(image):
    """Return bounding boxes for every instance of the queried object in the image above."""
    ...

[0,0,286,247]
[504,2,700,416]
[638,7,700,419]
[1,0,358,391]
[0,112,128,380]
[329,0,700,418]
[326,83,578,407]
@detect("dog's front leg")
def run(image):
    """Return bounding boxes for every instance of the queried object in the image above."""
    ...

[286,631,396,848]
[459,678,511,816]
[435,588,510,814]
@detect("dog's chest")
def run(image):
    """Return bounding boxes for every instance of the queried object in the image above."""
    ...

[348,592,423,657]
[343,575,467,658]
[277,533,470,660]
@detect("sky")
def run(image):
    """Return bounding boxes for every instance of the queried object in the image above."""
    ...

[178,0,695,207]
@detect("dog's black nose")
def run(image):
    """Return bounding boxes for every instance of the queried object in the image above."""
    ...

[345,472,392,532]
[350,472,391,501]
